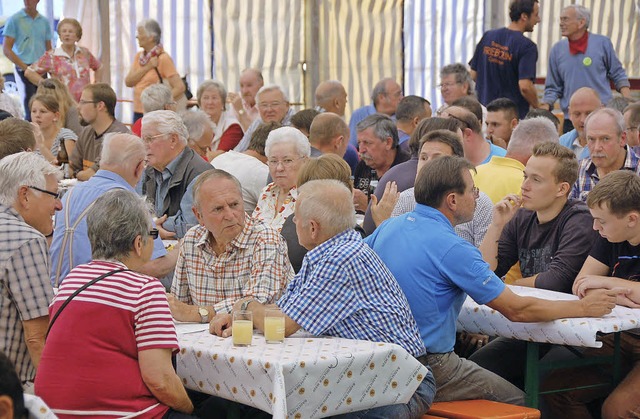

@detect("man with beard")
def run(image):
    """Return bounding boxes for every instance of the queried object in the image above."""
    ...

[69,83,129,181]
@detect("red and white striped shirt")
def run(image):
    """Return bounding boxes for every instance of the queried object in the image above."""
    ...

[35,260,178,418]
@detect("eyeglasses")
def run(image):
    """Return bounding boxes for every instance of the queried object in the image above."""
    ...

[437,82,460,89]
[142,133,168,143]
[444,113,470,129]
[78,99,97,105]
[28,185,61,200]
[267,157,304,168]
[258,101,286,110]
[149,228,159,239]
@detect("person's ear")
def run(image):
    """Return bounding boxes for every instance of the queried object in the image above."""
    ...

[133,234,143,257]
[0,395,15,419]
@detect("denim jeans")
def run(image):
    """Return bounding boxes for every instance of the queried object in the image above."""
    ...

[332,368,436,419]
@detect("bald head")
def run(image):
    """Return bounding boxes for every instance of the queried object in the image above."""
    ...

[100,133,146,187]
[315,80,347,116]
[309,112,349,156]
[569,87,602,139]
[441,106,481,134]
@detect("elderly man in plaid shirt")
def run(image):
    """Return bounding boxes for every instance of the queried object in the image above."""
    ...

[167,169,293,324]
[0,152,62,389]
[570,108,640,201]
[211,179,436,418]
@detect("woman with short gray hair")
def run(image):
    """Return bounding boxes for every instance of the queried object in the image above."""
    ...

[197,80,243,152]
[35,189,197,417]
[125,18,185,123]
[252,127,310,230]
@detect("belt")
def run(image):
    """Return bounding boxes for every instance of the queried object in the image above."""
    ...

[415,354,429,366]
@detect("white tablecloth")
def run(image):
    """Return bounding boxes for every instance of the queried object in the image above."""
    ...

[457,285,640,348]
[175,326,428,419]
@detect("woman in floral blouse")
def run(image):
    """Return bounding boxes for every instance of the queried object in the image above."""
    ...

[252,127,310,230]
[26,18,101,102]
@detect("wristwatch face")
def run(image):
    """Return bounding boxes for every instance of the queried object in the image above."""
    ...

[198,307,209,322]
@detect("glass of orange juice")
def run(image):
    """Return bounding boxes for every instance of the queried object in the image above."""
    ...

[232,310,253,346]
[264,307,285,343]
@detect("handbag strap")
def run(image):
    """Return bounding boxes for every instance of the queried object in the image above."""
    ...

[154,67,163,83]
[46,268,130,339]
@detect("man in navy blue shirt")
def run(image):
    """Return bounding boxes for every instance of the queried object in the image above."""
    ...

[469,0,541,118]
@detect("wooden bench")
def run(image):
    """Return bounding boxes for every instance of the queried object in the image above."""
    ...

[424,400,541,418]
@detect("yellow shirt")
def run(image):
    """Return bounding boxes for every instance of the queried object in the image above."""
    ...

[473,155,525,283]
[473,156,525,204]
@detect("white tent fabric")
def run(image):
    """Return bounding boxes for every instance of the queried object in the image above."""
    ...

[211,0,305,109]
[404,0,484,111]
[60,0,638,123]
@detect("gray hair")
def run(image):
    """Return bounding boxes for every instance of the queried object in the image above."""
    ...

[255,85,289,104]
[87,189,152,261]
[371,78,393,104]
[181,109,215,145]
[564,4,591,29]
[296,179,355,237]
[142,110,188,145]
[585,108,626,138]
[196,80,228,111]
[0,152,61,206]
[507,117,559,156]
[192,169,241,210]
[265,127,311,158]
[137,19,162,44]
[440,63,474,95]
[356,113,400,148]
[140,83,173,113]
[101,133,146,168]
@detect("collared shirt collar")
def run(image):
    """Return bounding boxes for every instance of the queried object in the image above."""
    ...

[585,146,639,180]
[52,45,82,58]
[304,229,358,266]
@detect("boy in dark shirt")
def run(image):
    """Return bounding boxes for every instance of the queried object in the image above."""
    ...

[480,141,596,294]
[544,170,640,419]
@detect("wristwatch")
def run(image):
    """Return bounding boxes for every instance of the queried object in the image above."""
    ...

[198,306,210,323]
[240,299,254,311]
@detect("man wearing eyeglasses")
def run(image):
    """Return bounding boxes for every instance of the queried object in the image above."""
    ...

[141,110,213,241]
[50,133,178,288]
[0,152,61,390]
[69,83,129,181]
[623,102,640,155]
[233,85,293,152]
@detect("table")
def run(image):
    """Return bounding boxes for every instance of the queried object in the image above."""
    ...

[456,285,640,407]
[175,325,429,419]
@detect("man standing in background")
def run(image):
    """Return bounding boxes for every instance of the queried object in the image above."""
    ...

[2,0,52,121]
[470,0,540,119]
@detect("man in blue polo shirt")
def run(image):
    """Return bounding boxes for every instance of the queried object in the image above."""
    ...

[3,0,52,120]
[50,133,178,287]
[365,155,621,404]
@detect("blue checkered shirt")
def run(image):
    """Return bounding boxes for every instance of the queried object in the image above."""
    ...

[571,147,640,201]
[278,229,426,357]
[0,204,53,383]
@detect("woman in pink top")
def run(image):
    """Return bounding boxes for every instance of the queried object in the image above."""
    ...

[26,18,101,102]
